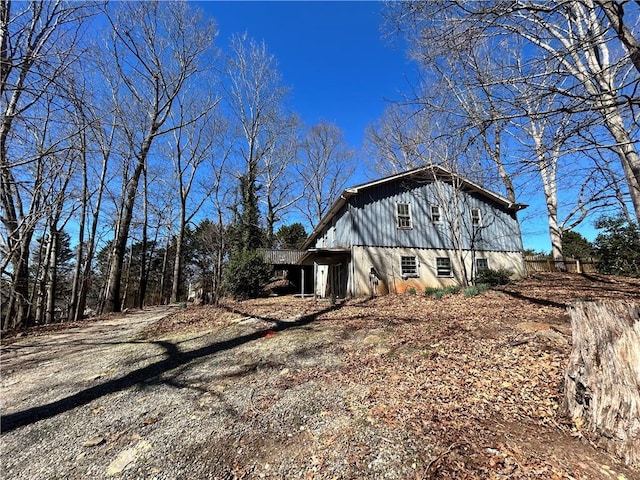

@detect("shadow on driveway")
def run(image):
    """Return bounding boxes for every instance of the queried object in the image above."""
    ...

[1,302,343,434]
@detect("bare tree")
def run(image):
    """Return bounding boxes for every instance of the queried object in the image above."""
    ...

[390,1,640,222]
[168,91,220,304]
[261,114,302,245]
[224,33,294,249]
[595,0,640,75]
[364,103,435,175]
[297,122,355,228]
[100,1,215,313]
[1,0,95,329]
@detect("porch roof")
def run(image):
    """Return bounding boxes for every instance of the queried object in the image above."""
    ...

[298,247,351,266]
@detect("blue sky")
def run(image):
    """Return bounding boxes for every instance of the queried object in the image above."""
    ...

[201,1,415,150]
[196,1,595,253]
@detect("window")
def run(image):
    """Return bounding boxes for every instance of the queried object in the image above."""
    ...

[430,205,441,223]
[476,258,489,272]
[471,208,482,227]
[401,256,418,277]
[436,257,452,277]
[397,202,412,228]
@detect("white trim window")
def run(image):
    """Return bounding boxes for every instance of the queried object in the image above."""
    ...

[436,257,452,277]
[476,258,489,272]
[397,202,412,229]
[471,208,482,227]
[430,204,442,223]
[401,255,418,277]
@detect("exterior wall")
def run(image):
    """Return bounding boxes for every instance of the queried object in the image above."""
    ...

[351,245,525,297]
[315,264,329,297]
[316,178,524,253]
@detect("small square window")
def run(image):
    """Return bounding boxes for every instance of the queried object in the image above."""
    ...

[430,205,441,223]
[476,258,489,271]
[397,203,412,229]
[401,256,418,277]
[436,257,452,277]
[471,208,482,227]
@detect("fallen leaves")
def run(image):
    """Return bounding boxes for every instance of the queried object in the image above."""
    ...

[144,273,640,479]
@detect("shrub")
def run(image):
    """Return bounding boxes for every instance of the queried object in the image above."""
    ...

[442,285,461,295]
[475,268,512,286]
[407,286,417,295]
[424,285,460,298]
[223,249,272,300]
[424,287,440,296]
[464,283,489,297]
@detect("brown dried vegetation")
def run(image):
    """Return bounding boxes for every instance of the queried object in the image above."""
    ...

[148,273,640,479]
[3,273,639,479]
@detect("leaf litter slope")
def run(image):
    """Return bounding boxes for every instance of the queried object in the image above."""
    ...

[1,273,639,479]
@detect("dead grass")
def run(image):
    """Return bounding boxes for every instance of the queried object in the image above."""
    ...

[3,273,639,479]
[148,273,640,479]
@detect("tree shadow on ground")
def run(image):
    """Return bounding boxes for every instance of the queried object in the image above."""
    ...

[498,287,568,309]
[0,302,344,434]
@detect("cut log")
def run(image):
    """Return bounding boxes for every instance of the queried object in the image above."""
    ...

[564,301,640,467]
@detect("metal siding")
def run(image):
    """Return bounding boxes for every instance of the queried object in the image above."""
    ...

[337,178,522,252]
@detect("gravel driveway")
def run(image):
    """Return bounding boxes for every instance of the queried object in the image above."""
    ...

[1,302,418,480]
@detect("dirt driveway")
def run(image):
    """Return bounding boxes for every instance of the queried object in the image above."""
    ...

[2,275,639,479]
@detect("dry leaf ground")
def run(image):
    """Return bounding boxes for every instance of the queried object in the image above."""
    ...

[1,273,639,479]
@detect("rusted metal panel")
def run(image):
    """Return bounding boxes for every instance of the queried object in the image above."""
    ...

[259,249,306,265]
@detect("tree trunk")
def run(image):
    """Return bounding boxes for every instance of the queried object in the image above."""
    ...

[34,234,52,325]
[170,206,186,304]
[158,231,170,305]
[45,228,59,324]
[120,243,134,311]
[564,301,640,467]
[104,160,145,313]
[137,168,148,309]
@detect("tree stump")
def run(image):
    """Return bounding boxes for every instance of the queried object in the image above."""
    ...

[564,301,640,467]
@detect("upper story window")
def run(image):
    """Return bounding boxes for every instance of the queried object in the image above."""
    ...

[436,257,452,277]
[471,208,482,227]
[397,202,412,229]
[430,205,442,223]
[401,256,418,277]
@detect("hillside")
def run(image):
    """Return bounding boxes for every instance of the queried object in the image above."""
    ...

[2,273,639,479]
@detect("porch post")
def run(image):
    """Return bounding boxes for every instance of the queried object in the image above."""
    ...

[313,261,318,300]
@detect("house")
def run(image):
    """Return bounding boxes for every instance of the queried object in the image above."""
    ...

[299,165,527,298]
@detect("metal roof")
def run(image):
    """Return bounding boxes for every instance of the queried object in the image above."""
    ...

[302,164,528,250]
[258,249,307,265]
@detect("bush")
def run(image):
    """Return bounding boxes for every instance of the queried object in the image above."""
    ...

[223,249,272,300]
[424,287,440,296]
[464,283,489,297]
[424,285,460,298]
[442,285,461,295]
[474,268,512,286]
[407,286,417,295]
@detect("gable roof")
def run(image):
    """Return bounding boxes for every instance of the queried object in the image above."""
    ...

[302,164,527,250]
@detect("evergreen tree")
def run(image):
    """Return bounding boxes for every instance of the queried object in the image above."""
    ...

[275,223,307,249]
[593,216,640,277]
[561,231,593,259]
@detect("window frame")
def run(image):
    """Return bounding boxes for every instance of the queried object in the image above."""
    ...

[471,208,482,228]
[475,258,489,272]
[430,204,442,224]
[396,202,412,229]
[400,255,419,278]
[436,257,452,277]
